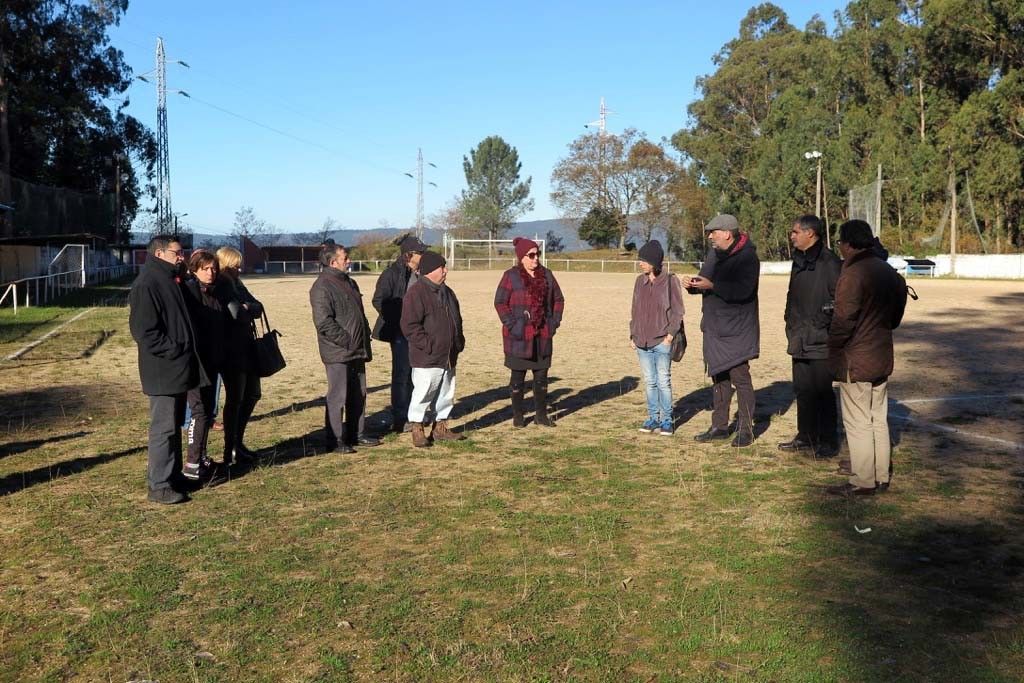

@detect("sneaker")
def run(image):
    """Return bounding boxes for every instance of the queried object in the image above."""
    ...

[658,421,674,436]
[147,487,188,505]
[182,462,202,481]
[638,418,659,433]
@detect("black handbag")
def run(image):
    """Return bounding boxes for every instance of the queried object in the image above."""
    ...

[669,276,687,362]
[251,311,286,377]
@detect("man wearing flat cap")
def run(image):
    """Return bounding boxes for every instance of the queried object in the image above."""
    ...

[372,232,427,432]
[400,251,466,448]
[683,214,761,447]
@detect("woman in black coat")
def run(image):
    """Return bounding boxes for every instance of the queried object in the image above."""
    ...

[181,250,227,480]
[215,246,263,464]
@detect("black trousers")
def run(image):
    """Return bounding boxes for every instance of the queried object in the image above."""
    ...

[711,361,755,434]
[390,336,413,426]
[186,384,218,467]
[792,358,838,447]
[148,394,186,491]
[509,368,548,393]
[222,368,261,453]
[324,361,366,445]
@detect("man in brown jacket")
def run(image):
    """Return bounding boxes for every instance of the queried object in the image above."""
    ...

[826,220,907,496]
[400,251,466,447]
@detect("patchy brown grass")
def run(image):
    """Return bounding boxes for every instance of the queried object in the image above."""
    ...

[1,272,1024,681]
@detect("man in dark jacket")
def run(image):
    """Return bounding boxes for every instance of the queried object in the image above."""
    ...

[826,220,908,496]
[684,214,760,447]
[780,215,842,458]
[310,244,381,454]
[371,233,426,432]
[400,251,465,447]
[129,235,203,504]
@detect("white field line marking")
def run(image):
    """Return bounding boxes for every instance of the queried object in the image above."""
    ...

[896,393,1024,405]
[889,413,1024,451]
[4,307,96,361]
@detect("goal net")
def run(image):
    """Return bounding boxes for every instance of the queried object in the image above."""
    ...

[446,238,545,270]
[848,180,881,237]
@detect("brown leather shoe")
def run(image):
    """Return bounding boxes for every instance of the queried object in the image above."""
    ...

[837,459,852,476]
[411,422,431,448]
[432,420,465,441]
[826,482,876,497]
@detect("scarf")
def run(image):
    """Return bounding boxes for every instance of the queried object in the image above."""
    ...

[518,264,548,330]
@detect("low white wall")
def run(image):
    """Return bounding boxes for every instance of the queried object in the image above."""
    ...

[760,261,792,275]
[927,254,1024,279]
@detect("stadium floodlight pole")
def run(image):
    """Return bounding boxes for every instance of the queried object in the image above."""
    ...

[804,150,823,218]
[405,149,437,240]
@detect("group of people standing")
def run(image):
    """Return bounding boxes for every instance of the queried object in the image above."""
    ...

[130,212,907,505]
[626,213,907,497]
[129,236,266,504]
[310,234,564,453]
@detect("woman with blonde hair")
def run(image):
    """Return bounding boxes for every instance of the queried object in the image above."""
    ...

[215,246,264,464]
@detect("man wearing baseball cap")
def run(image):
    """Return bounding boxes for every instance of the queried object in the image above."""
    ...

[400,251,466,447]
[372,232,427,432]
[683,214,761,447]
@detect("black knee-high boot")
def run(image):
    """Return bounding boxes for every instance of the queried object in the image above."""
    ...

[533,374,555,427]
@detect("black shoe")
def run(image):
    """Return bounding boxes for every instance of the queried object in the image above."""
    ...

[731,432,754,448]
[230,445,258,464]
[354,435,381,447]
[694,427,731,443]
[777,436,812,451]
[334,443,356,455]
[826,482,876,497]
[147,487,188,505]
[815,443,840,459]
[876,481,890,493]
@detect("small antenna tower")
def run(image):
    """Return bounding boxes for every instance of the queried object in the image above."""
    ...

[585,97,615,137]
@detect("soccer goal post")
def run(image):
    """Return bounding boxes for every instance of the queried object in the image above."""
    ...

[446,238,545,271]
[847,164,883,237]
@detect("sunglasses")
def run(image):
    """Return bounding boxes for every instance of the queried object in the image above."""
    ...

[524,252,539,259]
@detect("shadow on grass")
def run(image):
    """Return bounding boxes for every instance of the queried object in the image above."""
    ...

[671,379,793,438]
[0,430,90,459]
[0,445,144,496]
[0,385,108,431]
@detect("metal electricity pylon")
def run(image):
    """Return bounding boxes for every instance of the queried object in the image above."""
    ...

[404,148,437,239]
[137,38,189,233]
[585,97,615,137]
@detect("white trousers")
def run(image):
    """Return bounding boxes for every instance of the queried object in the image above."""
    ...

[408,367,456,423]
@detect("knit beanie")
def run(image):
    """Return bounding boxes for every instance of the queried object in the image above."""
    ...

[418,250,446,276]
[638,240,664,271]
[513,236,539,261]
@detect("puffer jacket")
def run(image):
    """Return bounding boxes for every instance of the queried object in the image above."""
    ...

[310,266,372,364]
[694,236,760,376]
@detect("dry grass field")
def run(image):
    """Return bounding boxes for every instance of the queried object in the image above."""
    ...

[2,269,1024,682]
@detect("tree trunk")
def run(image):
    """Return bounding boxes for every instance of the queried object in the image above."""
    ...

[917,77,926,141]
[0,37,12,238]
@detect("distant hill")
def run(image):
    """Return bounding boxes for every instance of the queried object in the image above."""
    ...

[191,217,669,254]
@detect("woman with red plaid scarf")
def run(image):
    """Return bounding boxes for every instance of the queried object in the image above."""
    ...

[493,237,566,427]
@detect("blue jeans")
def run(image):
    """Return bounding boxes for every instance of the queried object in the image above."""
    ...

[637,343,672,423]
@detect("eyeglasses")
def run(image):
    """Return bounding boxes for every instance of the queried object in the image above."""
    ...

[524,252,539,259]
[163,248,183,256]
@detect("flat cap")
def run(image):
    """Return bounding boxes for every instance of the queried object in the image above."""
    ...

[704,214,739,232]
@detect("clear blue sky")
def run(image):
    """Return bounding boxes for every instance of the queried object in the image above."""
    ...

[109,1,840,236]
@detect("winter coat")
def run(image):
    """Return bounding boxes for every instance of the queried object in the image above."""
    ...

[630,270,684,349]
[214,274,263,373]
[371,257,415,342]
[784,240,842,360]
[694,237,760,376]
[493,266,565,360]
[310,266,373,365]
[827,249,908,383]
[183,276,228,380]
[128,257,202,396]
[400,278,465,369]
